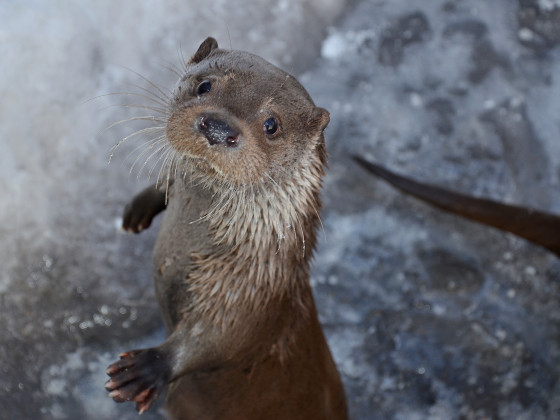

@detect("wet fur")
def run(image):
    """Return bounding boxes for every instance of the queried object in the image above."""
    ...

[354,157,560,258]
[106,38,347,419]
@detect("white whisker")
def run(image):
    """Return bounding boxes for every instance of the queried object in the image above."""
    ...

[156,148,173,179]
[109,125,165,163]
[125,136,167,163]
[136,141,169,180]
[178,41,189,74]
[128,140,165,177]
[96,91,170,109]
[122,66,173,103]
[125,82,170,109]
[117,103,169,116]
[160,60,183,78]
[148,143,174,180]
[105,116,165,133]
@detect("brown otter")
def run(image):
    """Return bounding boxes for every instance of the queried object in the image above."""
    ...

[354,156,560,258]
[105,37,347,419]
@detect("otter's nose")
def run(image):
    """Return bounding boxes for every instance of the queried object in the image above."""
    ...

[198,115,240,147]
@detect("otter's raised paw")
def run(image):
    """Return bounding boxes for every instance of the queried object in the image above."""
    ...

[105,348,171,414]
[122,186,167,233]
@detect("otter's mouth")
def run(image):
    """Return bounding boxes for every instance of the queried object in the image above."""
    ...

[176,152,223,178]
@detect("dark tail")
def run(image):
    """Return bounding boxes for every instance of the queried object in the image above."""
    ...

[353,156,560,258]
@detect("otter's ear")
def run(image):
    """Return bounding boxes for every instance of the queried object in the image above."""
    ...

[307,107,330,138]
[190,37,219,64]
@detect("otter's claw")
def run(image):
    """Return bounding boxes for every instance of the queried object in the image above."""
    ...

[105,348,171,414]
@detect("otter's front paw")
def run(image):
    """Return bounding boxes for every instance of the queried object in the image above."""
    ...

[122,187,167,233]
[105,348,171,414]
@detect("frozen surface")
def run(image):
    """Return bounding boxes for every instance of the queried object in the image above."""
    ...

[2,0,560,419]
[305,1,560,418]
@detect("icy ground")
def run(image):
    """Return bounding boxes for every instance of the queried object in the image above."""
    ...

[2,0,560,419]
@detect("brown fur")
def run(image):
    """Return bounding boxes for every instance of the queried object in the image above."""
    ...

[106,38,347,419]
[354,156,560,257]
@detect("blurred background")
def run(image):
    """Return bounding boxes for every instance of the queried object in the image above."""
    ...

[1,1,560,419]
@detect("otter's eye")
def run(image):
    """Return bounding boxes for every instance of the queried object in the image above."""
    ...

[264,118,279,136]
[196,80,212,96]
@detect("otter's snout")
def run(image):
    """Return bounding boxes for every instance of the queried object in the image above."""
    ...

[198,114,240,148]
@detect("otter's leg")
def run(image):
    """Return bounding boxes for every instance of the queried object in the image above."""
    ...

[122,183,168,233]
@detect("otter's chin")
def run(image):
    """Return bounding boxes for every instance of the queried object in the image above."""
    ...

[190,157,223,179]
[180,153,243,185]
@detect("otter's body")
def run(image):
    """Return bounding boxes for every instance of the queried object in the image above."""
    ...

[106,38,347,419]
[152,176,345,420]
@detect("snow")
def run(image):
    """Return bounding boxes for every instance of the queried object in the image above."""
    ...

[2,0,560,419]
[539,0,560,11]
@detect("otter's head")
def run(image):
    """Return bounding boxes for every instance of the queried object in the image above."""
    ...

[166,37,330,187]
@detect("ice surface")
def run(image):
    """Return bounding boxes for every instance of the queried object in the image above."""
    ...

[305,1,560,418]
[2,0,560,419]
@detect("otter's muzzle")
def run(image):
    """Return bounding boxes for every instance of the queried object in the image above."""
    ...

[198,114,240,148]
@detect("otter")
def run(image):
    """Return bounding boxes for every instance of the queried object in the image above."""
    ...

[354,156,560,258]
[105,37,348,419]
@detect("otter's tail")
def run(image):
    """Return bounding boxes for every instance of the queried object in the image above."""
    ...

[353,156,560,258]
